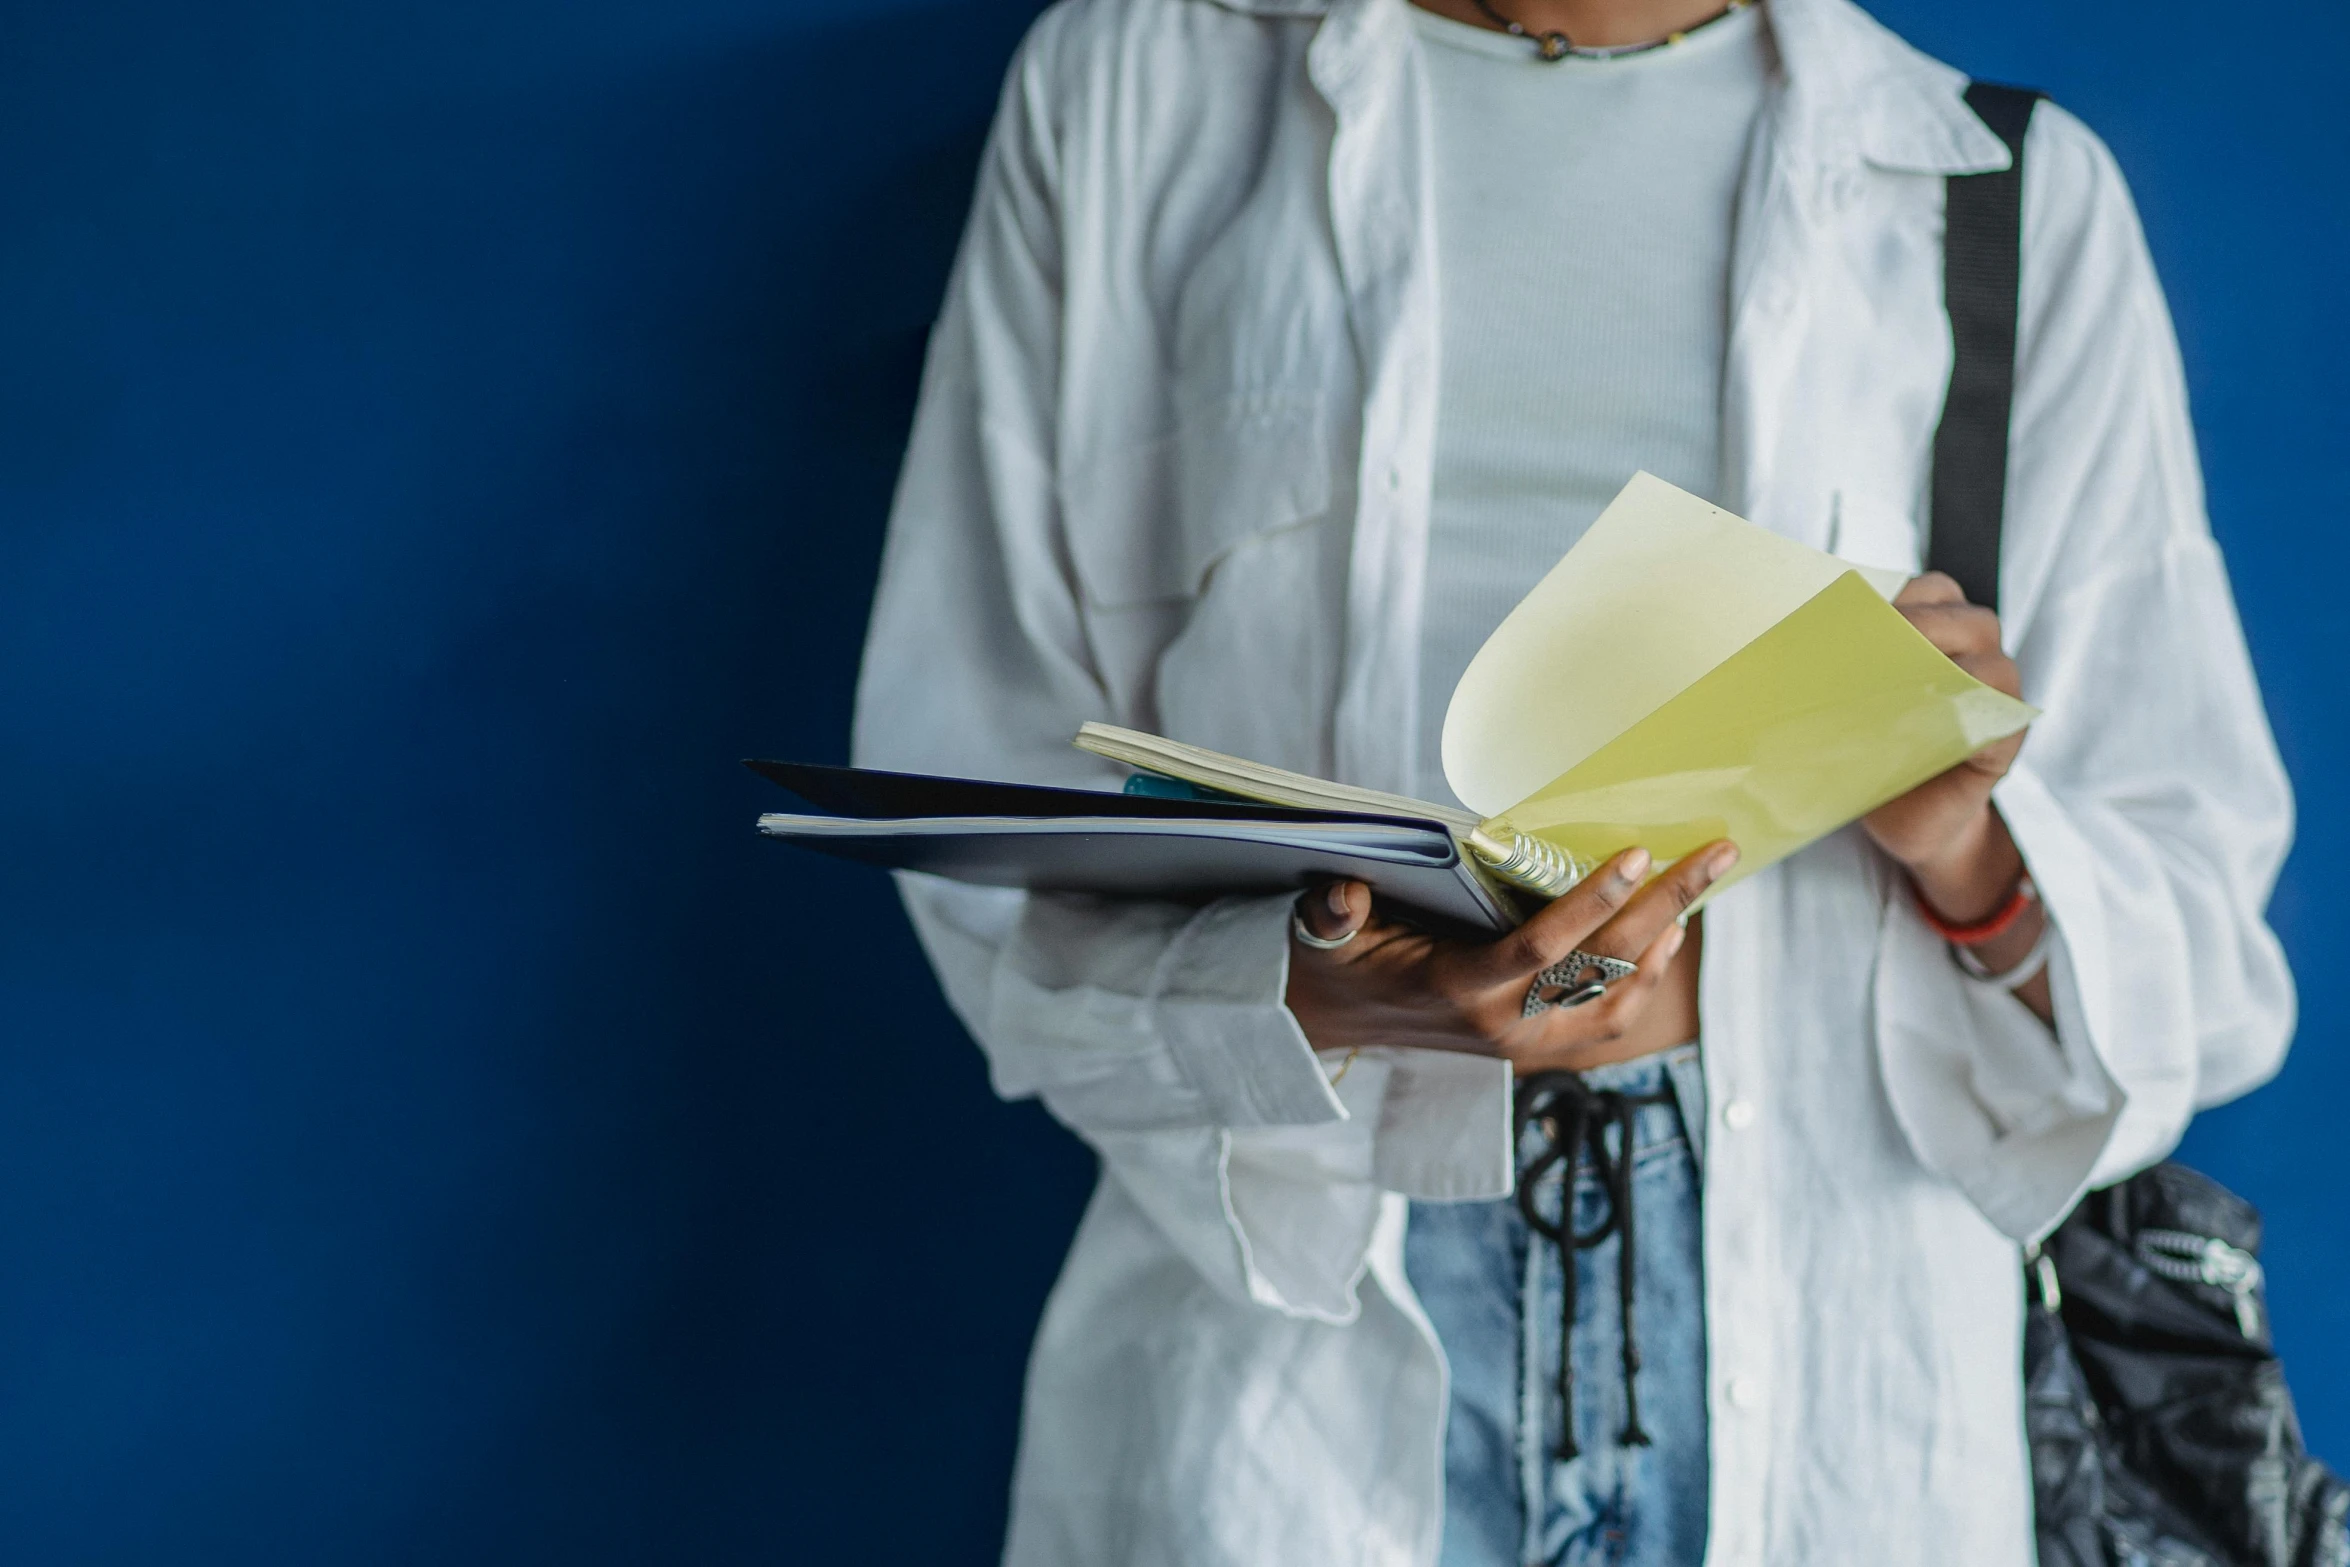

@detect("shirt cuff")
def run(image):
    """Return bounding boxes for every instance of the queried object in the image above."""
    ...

[1874,769,2130,1241]
[1123,895,1516,1320]
[1368,1048,1515,1201]
[1151,893,1348,1129]
[1217,1043,1513,1321]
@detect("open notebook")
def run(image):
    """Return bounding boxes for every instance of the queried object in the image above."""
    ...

[756,474,2035,928]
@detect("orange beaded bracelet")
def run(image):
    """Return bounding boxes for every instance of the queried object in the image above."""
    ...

[1913,874,2037,947]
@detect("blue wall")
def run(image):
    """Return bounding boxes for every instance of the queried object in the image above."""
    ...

[1,1,2340,1559]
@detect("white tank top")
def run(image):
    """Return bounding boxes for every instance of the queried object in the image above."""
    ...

[1411,1,1772,803]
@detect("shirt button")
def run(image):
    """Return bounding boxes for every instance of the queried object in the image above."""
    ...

[1722,1098,1757,1131]
[1727,1374,1762,1409]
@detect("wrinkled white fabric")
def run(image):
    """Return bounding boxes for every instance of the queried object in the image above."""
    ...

[848,0,2297,1561]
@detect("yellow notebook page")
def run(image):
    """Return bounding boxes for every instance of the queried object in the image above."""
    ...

[1442,472,1910,818]
[1496,571,2036,896]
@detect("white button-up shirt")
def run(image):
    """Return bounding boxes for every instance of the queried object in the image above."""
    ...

[849,0,2297,1561]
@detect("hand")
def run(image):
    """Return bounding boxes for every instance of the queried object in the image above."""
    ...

[1285,841,1739,1077]
[1861,573,2055,1022]
[1862,572,2030,920]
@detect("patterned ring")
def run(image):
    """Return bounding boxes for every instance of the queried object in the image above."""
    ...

[1522,950,1640,1017]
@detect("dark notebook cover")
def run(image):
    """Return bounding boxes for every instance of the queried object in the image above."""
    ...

[744,759,1511,932]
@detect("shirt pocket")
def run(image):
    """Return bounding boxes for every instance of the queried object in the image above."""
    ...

[1061,395,1333,609]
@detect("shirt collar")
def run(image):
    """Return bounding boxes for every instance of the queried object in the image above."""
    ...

[1765,0,2012,174]
[1206,0,2014,175]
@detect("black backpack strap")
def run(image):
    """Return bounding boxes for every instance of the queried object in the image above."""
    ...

[1928,81,2043,615]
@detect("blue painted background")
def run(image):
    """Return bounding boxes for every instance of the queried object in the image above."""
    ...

[1,1,2340,1559]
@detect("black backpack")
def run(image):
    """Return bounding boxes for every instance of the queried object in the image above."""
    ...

[1934,81,2347,1567]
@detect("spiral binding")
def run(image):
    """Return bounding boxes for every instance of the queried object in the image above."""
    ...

[1465,818,1585,898]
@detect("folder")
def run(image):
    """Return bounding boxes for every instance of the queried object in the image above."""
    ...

[750,760,1517,932]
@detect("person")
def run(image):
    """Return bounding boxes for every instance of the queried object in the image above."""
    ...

[850,0,2296,1560]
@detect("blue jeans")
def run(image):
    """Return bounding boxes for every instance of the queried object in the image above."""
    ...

[1405,1045,1710,1567]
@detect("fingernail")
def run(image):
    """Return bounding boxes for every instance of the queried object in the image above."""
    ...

[1327,883,1351,917]
[1665,923,1688,955]
[1707,843,1742,877]
[1617,847,1652,883]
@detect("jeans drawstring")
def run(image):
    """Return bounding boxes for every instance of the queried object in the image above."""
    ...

[1514,1069,1677,1460]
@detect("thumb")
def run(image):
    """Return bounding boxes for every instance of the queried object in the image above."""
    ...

[1896,570,1967,607]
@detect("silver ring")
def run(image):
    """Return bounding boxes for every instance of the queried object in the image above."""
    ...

[1522,950,1639,1017]
[1291,909,1359,951]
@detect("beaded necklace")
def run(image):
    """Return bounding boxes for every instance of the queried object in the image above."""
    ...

[1464,0,1754,62]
